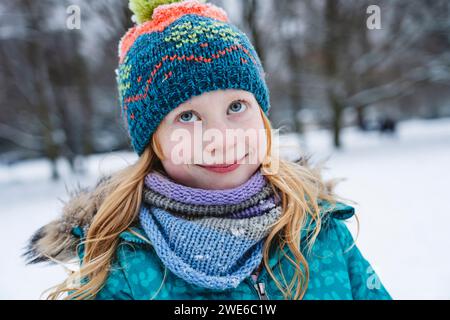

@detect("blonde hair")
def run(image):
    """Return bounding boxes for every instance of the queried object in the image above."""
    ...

[46,107,356,300]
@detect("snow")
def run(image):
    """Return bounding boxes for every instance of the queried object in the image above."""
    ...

[1,118,449,299]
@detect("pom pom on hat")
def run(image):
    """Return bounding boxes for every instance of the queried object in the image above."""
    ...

[129,0,207,24]
[120,0,228,63]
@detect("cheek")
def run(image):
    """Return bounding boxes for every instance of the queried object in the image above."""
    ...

[160,159,190,181]
[237,110,267,159]
[238,106,265,130]
[158,126,197,165]
[158,128,193,178]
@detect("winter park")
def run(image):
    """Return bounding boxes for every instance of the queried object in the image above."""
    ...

[1,0,449,300]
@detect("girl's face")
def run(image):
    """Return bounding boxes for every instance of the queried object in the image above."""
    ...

[154,89,267,190]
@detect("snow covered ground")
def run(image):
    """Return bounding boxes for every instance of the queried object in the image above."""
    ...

[1,117,449,299]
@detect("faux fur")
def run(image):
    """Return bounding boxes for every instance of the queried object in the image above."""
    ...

[22,175,113,265]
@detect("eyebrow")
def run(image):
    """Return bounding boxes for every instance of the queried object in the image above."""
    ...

[175,104,198,116]
[226,92,247,100]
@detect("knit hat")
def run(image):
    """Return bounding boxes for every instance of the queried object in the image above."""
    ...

[116,0,271,156]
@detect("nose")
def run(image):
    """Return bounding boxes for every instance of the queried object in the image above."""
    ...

[202,118,238,164]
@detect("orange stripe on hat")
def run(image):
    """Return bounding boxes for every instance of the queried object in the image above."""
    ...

[118,0,229,64]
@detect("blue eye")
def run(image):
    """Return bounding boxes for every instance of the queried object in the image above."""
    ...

[178,111,199,123]
[228,100,247,114]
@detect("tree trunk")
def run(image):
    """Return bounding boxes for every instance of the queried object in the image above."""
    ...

[331,94,343,148]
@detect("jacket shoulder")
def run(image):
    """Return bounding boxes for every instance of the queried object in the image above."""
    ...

[71,225,158,300]
[324,215,392,299]
[71,224,150,245]
[319,199,355,221]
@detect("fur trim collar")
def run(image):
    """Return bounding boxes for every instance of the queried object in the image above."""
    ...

[22,175,112,265]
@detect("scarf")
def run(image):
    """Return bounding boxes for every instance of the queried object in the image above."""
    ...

[138,169,283,290]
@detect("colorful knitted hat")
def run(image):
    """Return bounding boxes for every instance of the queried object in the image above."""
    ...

[116,0,271,156]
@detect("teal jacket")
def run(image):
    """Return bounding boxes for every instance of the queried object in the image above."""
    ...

[71,201,392,300]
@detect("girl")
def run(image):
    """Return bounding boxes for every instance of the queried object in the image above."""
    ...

[24,0,391,300]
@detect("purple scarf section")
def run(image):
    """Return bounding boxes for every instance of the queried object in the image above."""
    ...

[143,170,280,219]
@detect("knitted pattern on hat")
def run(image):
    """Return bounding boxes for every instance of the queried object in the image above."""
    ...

[116,0,270,155]
[139,169,283,290]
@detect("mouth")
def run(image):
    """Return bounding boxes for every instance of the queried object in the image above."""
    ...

[197,153,248,174]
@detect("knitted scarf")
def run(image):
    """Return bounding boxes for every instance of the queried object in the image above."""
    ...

[139,169,283,290]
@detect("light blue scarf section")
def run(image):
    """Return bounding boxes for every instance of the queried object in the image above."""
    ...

[139,170,282,290]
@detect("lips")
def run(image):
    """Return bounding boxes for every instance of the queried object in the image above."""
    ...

[197,154,248,173]
[200,163,237,168]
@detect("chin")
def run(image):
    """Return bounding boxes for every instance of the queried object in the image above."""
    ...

[195,165,259,190]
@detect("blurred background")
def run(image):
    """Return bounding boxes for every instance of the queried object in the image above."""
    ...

[1,0,449,299]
